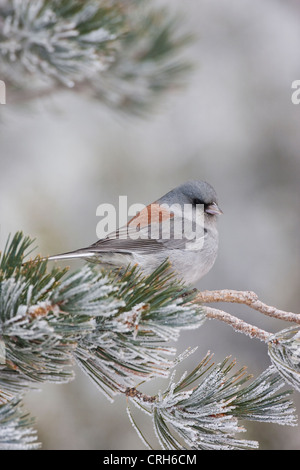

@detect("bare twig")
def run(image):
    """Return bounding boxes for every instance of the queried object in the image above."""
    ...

[195,290,300,325]
[193,289,299,342]
[203,306,272,343]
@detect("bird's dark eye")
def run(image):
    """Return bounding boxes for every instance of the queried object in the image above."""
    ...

[192,198,204,206]
[192,198,213,214]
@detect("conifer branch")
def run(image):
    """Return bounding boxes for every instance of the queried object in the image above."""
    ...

[203,306,272,342]
[196,289,300,325]
[0,232,299,450]
[127,356,297,450]
[0,0,192,114]
[0,394,40,450]
[194,290,300,395]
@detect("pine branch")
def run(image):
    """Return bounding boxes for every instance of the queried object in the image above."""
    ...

[196,289,300,325]
[0,395,40,450]
[0,0,192,113]
[128,355,297,450]
[194,289,300,393]
[204,306,272,342]
[74,262,205,400]
[268,327,300,393]
[0,232,299,450]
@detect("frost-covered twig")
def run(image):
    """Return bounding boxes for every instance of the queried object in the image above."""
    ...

[203,306,272,342]
[196,289,300,324]
[195,290,300,394]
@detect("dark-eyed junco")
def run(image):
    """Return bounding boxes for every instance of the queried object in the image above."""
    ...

[48,180,222,284]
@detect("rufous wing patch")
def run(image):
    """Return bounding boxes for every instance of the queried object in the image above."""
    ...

[128,203,174,230]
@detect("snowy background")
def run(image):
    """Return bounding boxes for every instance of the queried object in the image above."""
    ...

[1,0,300,449]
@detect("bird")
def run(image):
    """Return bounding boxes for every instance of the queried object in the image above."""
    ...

[48,180,222,285]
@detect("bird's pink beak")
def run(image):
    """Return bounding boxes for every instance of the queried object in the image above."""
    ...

[205,202,223,215]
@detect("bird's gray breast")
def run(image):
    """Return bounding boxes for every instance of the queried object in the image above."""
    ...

[132,227,218,285]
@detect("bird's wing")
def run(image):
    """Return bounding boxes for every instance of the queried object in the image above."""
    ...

[89,202,172,253]
[91,202,204,252]
[48,203,204,261]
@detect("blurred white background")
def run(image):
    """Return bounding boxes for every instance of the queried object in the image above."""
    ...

[0,0,300,449]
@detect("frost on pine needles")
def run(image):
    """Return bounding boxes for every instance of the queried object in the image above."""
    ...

[0,0,191,113]
[0,396,40,450]
[268,327,300,392]
[0,232,299,449]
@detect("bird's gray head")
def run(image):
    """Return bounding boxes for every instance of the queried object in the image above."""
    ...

[158,180,222,216]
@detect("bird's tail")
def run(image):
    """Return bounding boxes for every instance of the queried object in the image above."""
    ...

[47,249,95,261]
